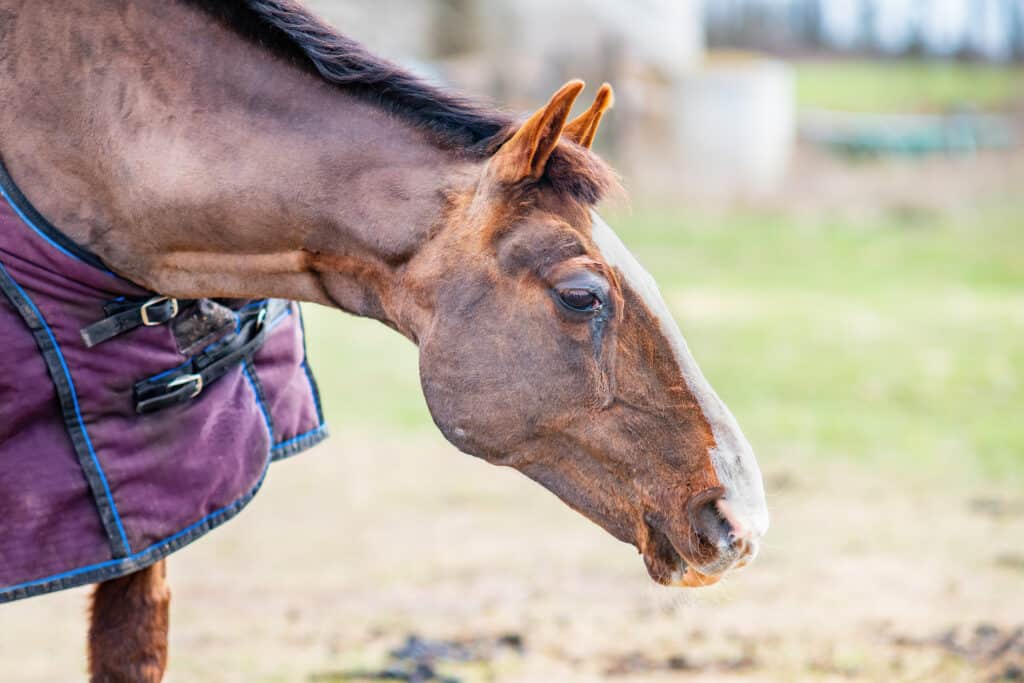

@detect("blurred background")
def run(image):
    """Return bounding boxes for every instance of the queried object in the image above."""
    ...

[4,1,1023,681]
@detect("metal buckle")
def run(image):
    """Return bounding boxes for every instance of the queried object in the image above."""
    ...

[167,373,203,399]
[140,296,178,326]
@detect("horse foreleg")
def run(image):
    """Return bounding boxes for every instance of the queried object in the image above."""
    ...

[88,559,170,683]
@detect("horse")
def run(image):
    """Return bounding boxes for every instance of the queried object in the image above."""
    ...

[0,1,769,680]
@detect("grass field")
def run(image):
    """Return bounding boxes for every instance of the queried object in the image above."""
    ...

[795,59,1024,112]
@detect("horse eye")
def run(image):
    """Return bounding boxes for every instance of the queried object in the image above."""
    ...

[558,288,601,312]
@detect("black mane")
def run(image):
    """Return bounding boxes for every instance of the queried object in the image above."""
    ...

[186,0,511,152]
[185,0,614,203]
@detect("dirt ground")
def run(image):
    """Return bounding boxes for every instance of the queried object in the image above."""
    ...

[2,430,1021,683]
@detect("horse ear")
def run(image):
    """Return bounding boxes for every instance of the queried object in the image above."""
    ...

[492,80,585,183]
[563,83,614,149]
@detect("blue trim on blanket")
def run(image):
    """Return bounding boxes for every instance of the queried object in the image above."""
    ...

[272,423,327,454]
[301,360,324,424]
[237,303,300,451]
[239,302,326,459]
[0,262,131,557]
[0,453,275,599]
[266,303,328,462]
[0,285,330,601]
[0,422,328,603]
[297,305,325,425]
[0,182,116,277]
[270,306,292,329]
[238,298,269,312]
[146,358,193,383]
[243,362,274,441]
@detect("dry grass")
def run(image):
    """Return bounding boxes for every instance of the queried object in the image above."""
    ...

[2,430,1021,682]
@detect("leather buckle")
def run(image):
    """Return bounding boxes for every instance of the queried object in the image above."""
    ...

[166,373,203,399]
[140,296,178,326]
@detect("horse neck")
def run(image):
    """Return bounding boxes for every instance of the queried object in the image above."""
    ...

[0,0,476,335]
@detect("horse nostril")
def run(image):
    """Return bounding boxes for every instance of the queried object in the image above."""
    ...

[687,487,746,550]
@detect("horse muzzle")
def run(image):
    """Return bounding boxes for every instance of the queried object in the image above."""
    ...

[641,487,765,588]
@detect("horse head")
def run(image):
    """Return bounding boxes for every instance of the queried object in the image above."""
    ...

[405,81,769,586]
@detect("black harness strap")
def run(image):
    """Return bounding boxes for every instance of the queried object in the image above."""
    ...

[80,296,181,347]
[133,299,287,414]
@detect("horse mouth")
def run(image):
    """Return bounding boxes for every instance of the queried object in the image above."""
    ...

[641,515,723,588]
[670,562,722,587]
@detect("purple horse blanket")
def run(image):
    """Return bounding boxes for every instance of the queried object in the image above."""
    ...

[0,167,327,603]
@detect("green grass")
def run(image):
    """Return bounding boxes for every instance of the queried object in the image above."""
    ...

[303,200,1024,480]
[795,59,1024,112]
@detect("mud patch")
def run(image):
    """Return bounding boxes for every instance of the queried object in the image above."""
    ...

[996,554,1024,573]
[892,623,1024,682]
[603,639,758,677]
[312,633,525,683]
[969,497,1024,519]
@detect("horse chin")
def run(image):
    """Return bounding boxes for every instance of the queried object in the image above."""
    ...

[643,549,723,588]
[670,563,722,588]
[640,521,724,588]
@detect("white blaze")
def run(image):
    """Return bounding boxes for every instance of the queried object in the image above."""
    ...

[590,211,769,538]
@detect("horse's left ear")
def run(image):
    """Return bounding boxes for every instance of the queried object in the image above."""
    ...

[564,83,614,149]
[491,80,585,183]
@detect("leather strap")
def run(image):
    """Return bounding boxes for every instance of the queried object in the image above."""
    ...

[133,299,288,414]
[80,296,180,348]
[171,298,238,356]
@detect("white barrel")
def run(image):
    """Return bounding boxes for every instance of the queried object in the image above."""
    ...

[670,59,795,198]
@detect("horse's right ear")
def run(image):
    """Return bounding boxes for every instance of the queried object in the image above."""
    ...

[564,83,613,149]
[490,80,585,184]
